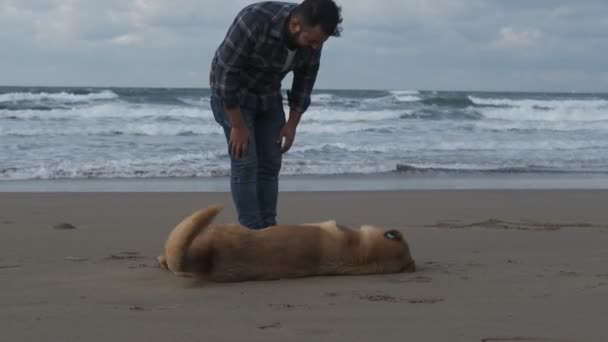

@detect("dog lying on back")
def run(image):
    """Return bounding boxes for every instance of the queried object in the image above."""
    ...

[157,205,416,282]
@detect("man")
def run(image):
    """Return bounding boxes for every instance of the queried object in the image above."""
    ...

[209,0,342,229]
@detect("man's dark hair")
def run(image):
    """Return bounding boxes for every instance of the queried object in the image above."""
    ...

[295,0,343,37]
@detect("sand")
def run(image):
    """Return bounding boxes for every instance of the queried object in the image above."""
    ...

[1,190,607,342]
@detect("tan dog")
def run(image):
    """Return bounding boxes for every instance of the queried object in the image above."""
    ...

[157,205,415,282]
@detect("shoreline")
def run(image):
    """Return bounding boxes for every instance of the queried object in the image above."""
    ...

[1,172,608,192]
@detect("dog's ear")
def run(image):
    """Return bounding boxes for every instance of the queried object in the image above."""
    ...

[384,229,403,241]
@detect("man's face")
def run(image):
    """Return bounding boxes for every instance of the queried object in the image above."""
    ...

[289,17,329,50]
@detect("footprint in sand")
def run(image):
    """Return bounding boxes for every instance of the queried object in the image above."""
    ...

[125,305,179,312]
[358,294,401,303]
[0,264,21,270]
[53,222,77,230]
[269,303,307,310]
[427,219,606,232]
[258,322,281,330]
[105,251,144,261]
[357,293,445,304]
[422,261,475,278]
[585,276,608,289]
[66,257,89,262]
[386,275,433,284]
[406,297,445,304]
[325,292,341,305]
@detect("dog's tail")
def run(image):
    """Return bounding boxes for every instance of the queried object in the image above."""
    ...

[163,204,223,273]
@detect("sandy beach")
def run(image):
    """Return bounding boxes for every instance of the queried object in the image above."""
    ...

[1,190,607,342]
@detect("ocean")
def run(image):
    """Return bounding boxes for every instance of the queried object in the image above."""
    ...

[1,86,607,191]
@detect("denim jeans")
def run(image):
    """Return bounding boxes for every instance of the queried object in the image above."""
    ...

[210,94,285,229]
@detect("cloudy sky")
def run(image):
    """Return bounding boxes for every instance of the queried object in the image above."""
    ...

[1,0,606,92]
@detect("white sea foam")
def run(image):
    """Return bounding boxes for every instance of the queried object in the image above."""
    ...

[1,103,214,120]
[0,90,118,104]
[390,90,420,95]
[301,108,402,122]
[178,97,210,107]
[390,90,422,102]
[470,96,608,121]
[0,121,223,137]
[466,118,608,132]
[0,155,397,180]
[0,151,228,180]
[289,142,396,154]
[298,122,396,134]
[311,93,335,102]
[280,159,396,175]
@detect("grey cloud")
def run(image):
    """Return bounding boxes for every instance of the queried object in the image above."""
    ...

[0,0,606,92]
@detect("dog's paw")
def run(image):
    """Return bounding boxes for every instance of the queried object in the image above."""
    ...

[157,255,169,270]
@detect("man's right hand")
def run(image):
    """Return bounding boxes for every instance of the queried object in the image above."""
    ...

[223,105,250,159]
[229,124,250,159]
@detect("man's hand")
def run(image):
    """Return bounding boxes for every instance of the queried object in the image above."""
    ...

[277,121,297,153]
[229,125,250,159]
[224,105,249,159]
[277,109,302,153]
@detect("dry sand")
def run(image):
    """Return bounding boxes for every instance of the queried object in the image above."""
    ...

[1,190,607,342]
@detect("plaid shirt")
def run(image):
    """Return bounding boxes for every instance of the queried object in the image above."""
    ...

[209,1,322,114]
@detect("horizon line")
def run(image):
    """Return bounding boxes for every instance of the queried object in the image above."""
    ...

[0,84,606,95]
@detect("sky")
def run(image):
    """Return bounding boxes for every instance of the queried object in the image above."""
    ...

[0,0,606,92]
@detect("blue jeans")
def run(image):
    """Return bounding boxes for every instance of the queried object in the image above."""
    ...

[210,94,285,229]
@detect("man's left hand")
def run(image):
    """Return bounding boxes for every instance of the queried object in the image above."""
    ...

[277,121,298,153]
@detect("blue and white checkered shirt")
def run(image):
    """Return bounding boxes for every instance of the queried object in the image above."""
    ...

[209,1,322,114]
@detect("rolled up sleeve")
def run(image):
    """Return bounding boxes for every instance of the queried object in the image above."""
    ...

[288,49,321,114]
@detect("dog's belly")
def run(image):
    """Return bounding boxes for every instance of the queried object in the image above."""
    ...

[208,227,326,281]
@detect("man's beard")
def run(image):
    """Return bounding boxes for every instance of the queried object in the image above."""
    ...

[285,27,301,50]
